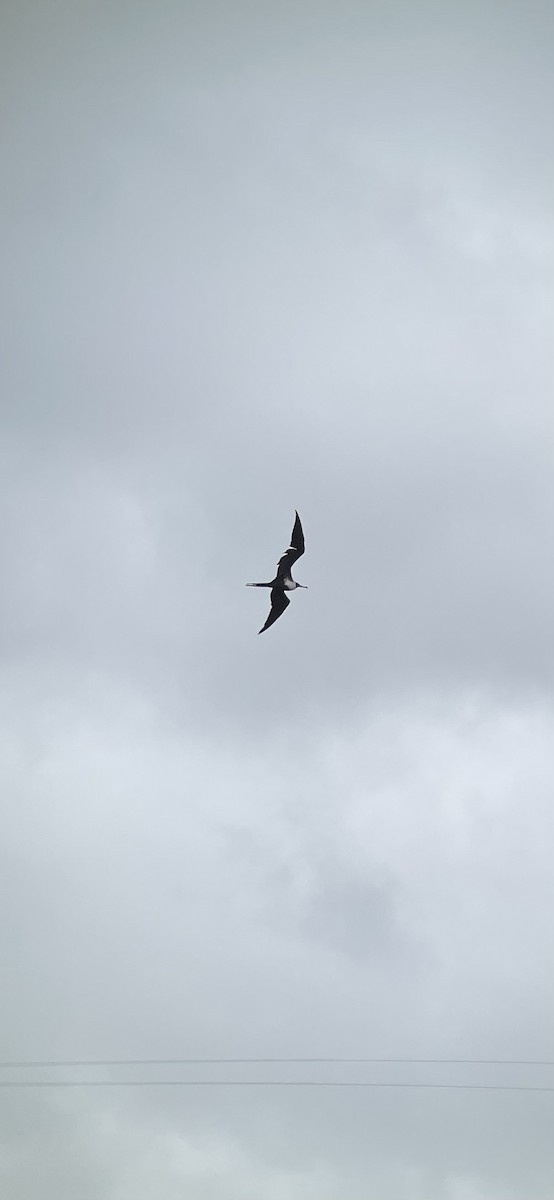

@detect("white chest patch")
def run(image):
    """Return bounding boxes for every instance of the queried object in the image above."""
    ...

[284,579,296,591]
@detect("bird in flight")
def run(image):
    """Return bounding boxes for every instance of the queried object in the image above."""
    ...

[246,511,307,633]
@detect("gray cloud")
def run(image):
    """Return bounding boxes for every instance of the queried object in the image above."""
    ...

[1,1,554,1196]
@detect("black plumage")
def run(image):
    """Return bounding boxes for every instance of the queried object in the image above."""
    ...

[246,511,307,634]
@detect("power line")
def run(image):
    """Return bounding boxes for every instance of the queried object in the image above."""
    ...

[0,1079,553,1092]
[1,1057,554,1068]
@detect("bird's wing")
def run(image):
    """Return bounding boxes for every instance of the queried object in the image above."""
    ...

[275,511,305,579]
[259,587,290,634]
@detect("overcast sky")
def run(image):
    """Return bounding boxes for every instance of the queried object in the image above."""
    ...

[1,2,554,1197]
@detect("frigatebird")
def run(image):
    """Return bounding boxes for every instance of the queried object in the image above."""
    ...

[246,511,307,633]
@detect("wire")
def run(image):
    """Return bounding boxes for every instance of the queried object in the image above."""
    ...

[1,1057,554,1068]
[0,1079,553,1091]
